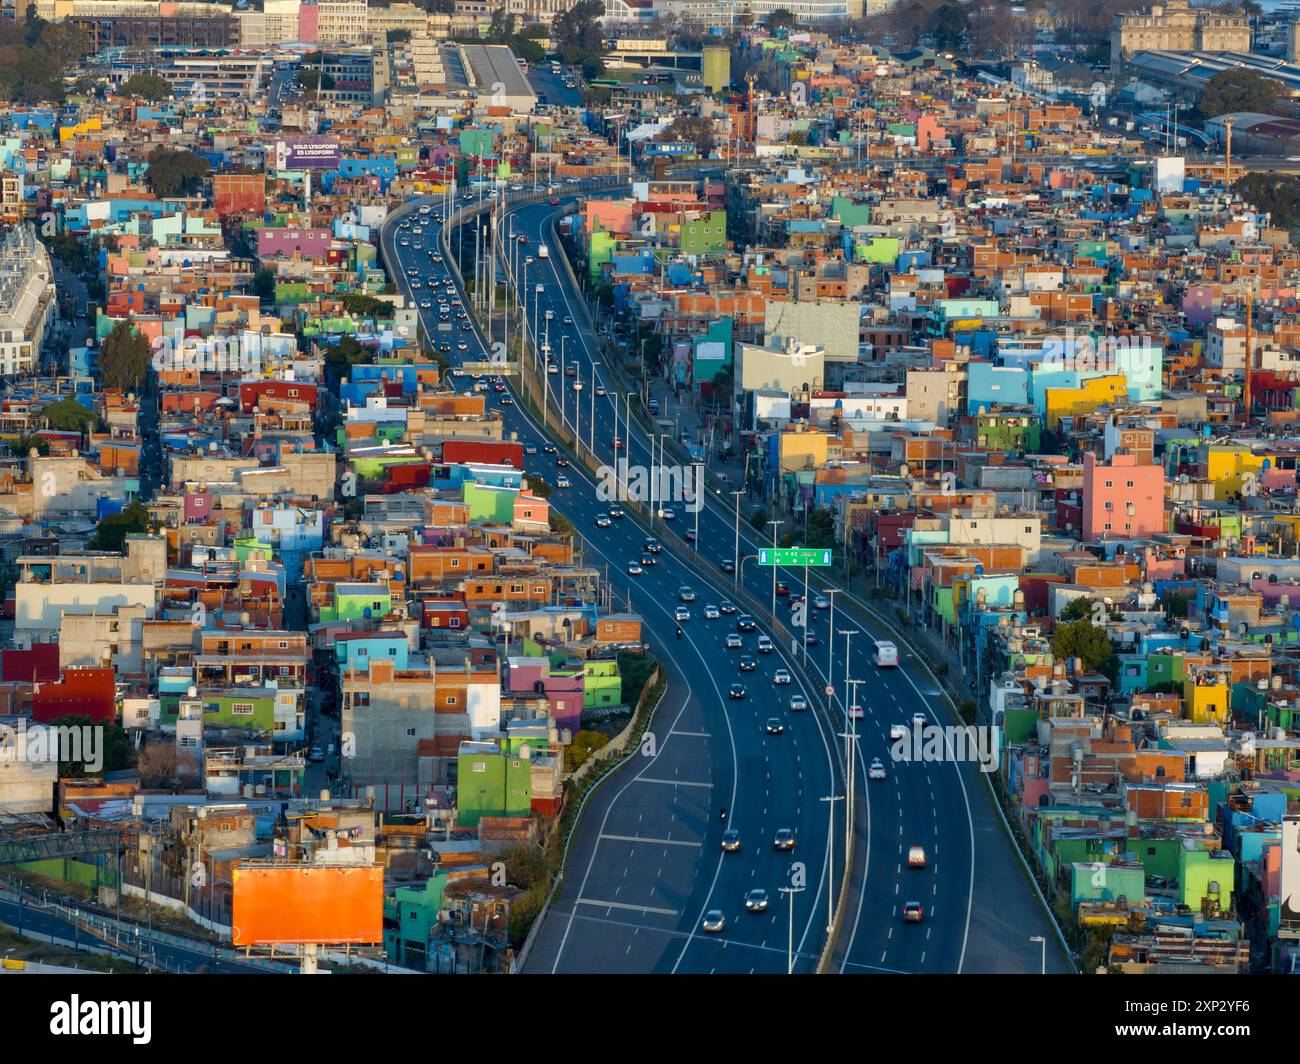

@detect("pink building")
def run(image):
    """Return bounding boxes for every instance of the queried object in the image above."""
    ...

[1082,451,1165,542]
[256,227,331,260]
[506,656,583,734]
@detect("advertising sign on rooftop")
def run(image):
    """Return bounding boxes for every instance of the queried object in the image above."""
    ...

[275,136,341,171]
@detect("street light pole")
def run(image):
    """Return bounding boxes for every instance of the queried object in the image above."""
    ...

[1030,935,1046,975]
[731,489,743,592]
[692,463,702,548]
[820,793,843,933]
[768,519,781,620]
[779,884,803,974]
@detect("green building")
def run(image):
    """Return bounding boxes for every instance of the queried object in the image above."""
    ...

[583,659,621,709]
[1180,848,1235,913]
[320,581,392,624]
[198,689,277,732]
[457,740,532,827]
[384,872,450,971]
[1069,861,1145,907]
[680,210,727,256]
[463,480,516,524]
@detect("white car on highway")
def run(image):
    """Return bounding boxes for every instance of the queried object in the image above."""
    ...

[773,669,791,685]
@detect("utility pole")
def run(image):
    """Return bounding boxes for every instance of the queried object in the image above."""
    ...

[1223,115,1236,190]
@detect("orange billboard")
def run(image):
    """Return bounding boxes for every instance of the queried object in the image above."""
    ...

[231,866,383,946]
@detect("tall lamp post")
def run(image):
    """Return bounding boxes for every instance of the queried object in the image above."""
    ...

[820,792,843,933]
[1029,935,1046,975]
[767,519,782,620]
[731,489,744,591]
[779,883,804,975]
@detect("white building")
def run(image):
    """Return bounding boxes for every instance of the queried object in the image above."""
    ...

[0,224,55,378]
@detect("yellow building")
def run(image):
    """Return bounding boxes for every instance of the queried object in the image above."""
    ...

[702,45,730,94]
[778,425,829,473]
[1183,673,1230,726]
[1205,444,1270,502]
[1044,375,1128,431]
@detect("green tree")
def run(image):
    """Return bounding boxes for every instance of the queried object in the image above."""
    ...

[564,729,611,773]
[507,882,547,948]
[387,28,412,43]
[526,474,552,498]
[98,320,152,392]
[120,73,171,101]
[46,714,130,776]
[549,511,575,537]
[10,433,48,456]
[495,843,552,889]
[40,397,97,432]
[298,69,336,94]
[1198,68,1283,119]
[1237,172,1300,234]
[925,2,969,51]
[1051,617,1117,680]
[341,292,395,318]
[662,114,716,156]
[323,335,375,371]
[618,650,656,707]
[766,7,798,30]
[1059,597,1094,623]
[88,500,153,554]
[551,0,604,63]
[251,267,276,304]
[144,147,209,198]
[511,35,545,64]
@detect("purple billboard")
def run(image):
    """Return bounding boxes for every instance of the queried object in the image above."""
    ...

[274,136,341,171]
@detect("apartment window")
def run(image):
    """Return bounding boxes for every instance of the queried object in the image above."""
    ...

[1104,523,1112,531]
[358,648,367,657]
[1126,481,1134,488]
[449,617,461,628]
[445,696,456,705]
[510,584,524,594]
[1105,481,1112,488]
[278,641,288,649]
[353,692,370,707]
[231,702,255,716]
[450,558,459,567]
[204,702,220,714]
[406,727,416,737]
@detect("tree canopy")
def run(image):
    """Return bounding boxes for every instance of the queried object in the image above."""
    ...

[88,500,153,554]
[120,73,171,101]
[98,321,152,392]
[1051,617,1117,680]
[144,146,209,199]
[41,397,98,432]
[1199,68,1283,119]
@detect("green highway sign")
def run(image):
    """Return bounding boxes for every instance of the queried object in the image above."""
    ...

[758,548,832,567]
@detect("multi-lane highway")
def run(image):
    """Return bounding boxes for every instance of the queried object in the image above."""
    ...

[383,189,842,973]
[380,183,1072,975]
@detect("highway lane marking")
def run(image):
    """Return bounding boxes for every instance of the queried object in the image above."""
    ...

[634,777,712,788]
[576,898,679,917]
[671,730,711,738]
[550,908,824,963]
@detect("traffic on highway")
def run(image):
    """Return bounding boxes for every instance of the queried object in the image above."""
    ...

[381,181,1067,976]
